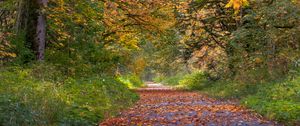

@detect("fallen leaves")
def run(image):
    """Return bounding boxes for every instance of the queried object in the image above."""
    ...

[100,86,279,126]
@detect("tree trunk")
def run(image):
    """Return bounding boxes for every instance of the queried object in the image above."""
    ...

[35,0,48,61]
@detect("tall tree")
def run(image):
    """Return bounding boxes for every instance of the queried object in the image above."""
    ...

[35,0,48,61]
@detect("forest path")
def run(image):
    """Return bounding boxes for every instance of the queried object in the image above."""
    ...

[100,82,279,126]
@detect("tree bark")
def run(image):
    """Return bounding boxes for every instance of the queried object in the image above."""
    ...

[35,0,48,61]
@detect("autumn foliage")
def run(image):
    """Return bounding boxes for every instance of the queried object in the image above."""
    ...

[1,0,300,125]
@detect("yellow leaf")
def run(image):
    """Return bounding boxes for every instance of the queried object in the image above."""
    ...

[225,0,249,13]
[10,53,17,58]
[69,48,75,51]
[225,0,234,8]
[58,43,64,47]
[242,0,249,6]
[254,57,263,64]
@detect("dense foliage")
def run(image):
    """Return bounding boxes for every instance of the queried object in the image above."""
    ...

[1,0,300,125]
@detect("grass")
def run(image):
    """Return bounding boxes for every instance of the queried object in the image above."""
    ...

[0,65,139,125]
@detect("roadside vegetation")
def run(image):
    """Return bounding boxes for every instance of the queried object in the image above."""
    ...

[0,65,139,125]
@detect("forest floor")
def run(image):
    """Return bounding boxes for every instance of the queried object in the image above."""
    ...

[100,82,281,126]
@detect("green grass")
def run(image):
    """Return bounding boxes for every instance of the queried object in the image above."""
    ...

[0,65,139,125]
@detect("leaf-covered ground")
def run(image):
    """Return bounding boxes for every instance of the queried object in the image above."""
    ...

[100,83,281,126]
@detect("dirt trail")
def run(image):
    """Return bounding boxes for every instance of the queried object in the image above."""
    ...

[100,82,280,126]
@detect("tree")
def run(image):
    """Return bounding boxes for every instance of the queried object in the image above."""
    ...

[35,0,48,61]
[1,0,48,61]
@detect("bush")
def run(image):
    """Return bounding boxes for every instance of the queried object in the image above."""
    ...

[179,71,207,90]
[60,76,139,125]
[118,74,144,89]
[242,78,300,125]
[0,66,139,125]
[153,76,165,83]
[198,81,259,99]
[161,74,185,86]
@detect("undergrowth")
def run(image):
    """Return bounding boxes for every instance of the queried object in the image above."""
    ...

[153,73,187,86]
[118,74,144,89]
[0,65,139,126]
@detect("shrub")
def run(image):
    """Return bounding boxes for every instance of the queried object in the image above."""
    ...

[118,74,144,88]
[242,77,300,125]
[60,76,139,125]
[161,74,184,86]
[153,76,165,83]
[179,71,207,90]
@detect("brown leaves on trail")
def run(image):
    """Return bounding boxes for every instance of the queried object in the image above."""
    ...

[100,87,279,126]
